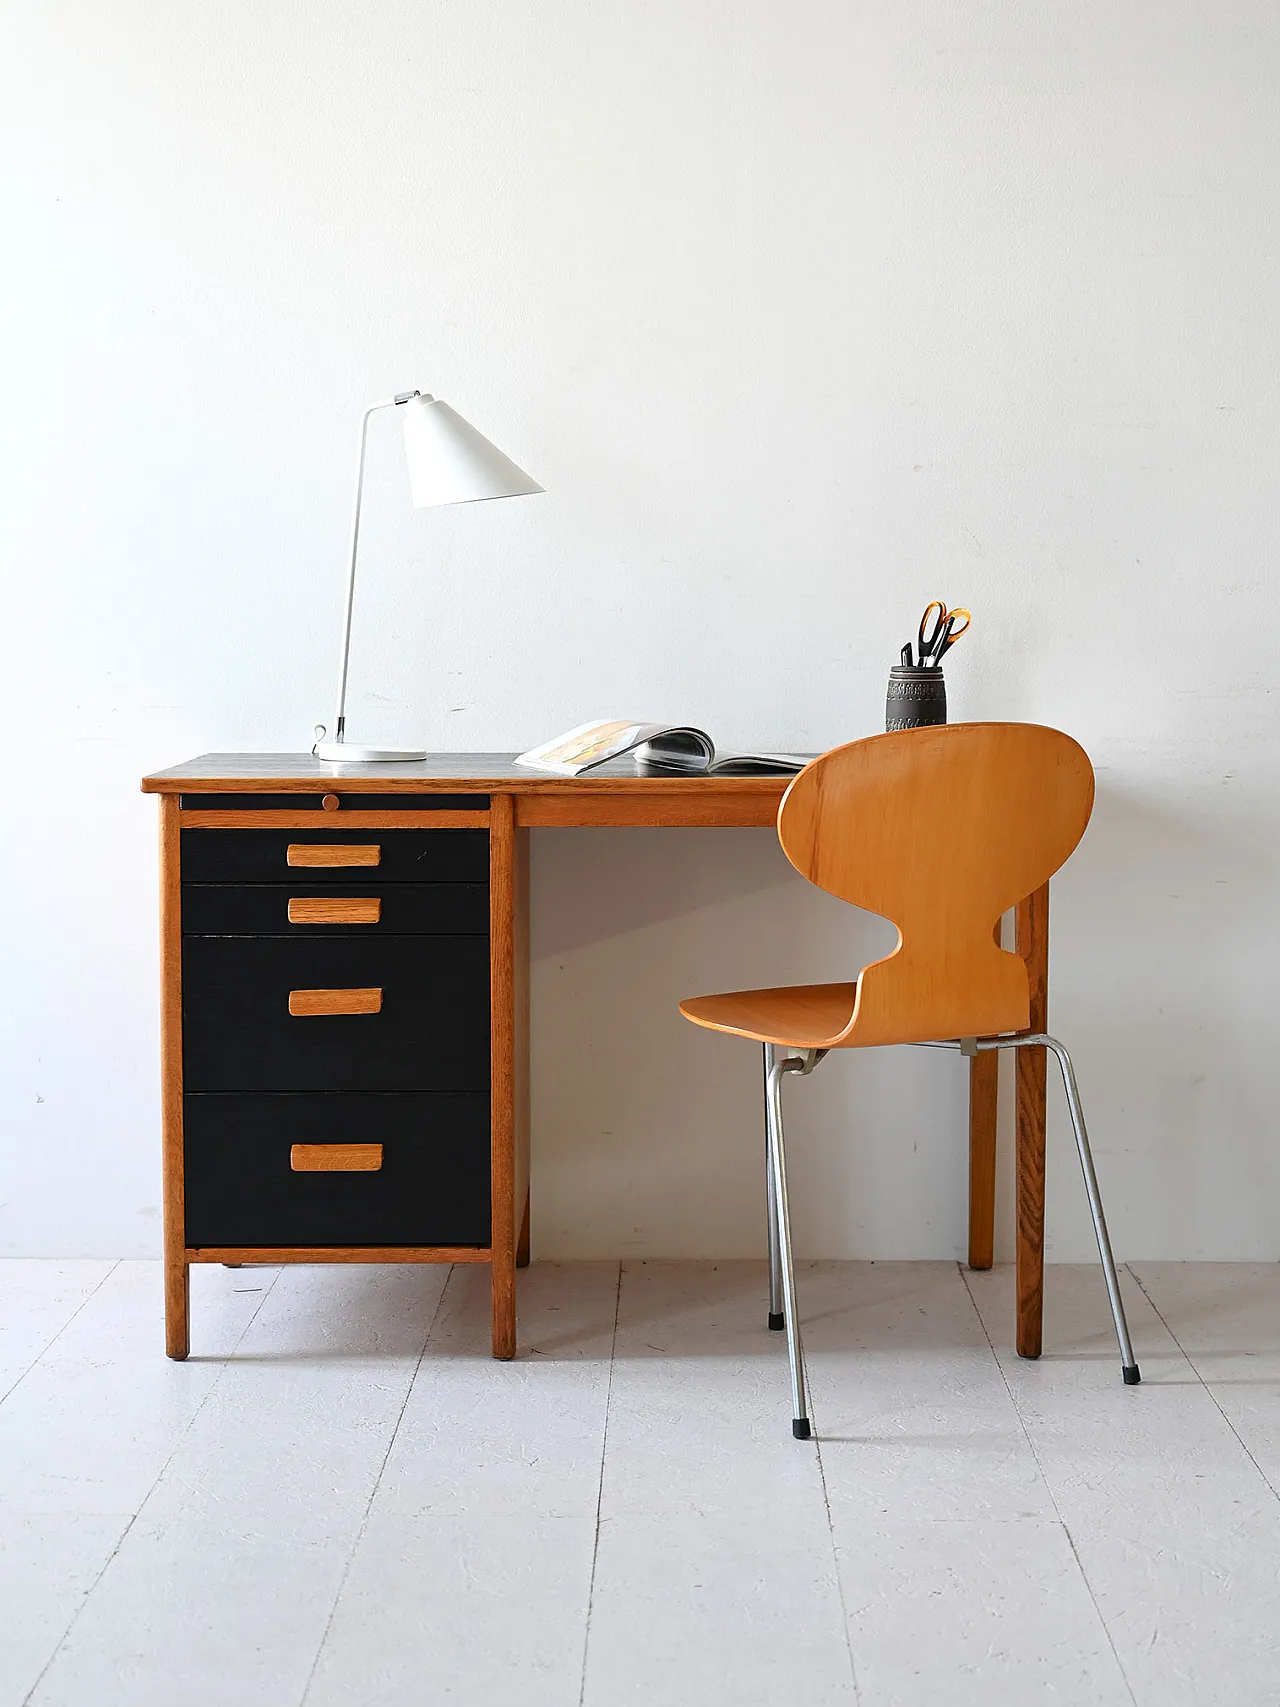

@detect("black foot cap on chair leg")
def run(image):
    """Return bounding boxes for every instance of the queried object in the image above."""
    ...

[768,1311,785,1331]
[792,1418,812,1440]
[1123,1364,1141,1386]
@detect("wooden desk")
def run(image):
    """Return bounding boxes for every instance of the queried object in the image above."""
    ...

[141,753,1050,1362]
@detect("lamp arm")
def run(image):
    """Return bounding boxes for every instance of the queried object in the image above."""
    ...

[328,398,400,744]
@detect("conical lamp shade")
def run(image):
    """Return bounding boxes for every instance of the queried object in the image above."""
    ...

[400,395,543,509]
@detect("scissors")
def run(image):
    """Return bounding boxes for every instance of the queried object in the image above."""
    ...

[916,601,970,667]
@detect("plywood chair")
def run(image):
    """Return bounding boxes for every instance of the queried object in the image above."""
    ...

[680,722,1138,1439]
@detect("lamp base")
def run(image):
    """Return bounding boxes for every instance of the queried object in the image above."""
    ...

[314,742,428,763]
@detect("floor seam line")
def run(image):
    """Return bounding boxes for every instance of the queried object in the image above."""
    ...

[1129,1266,1280,1504]
[577,1259,622,1707]
[0,1259,122,1411]
[814,1401,864,1704]
[298,1263,455,1707]
[20,1262,286,1707]
[957,1262,1140,1707]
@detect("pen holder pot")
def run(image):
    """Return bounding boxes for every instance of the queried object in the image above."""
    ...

[886,665,947,732]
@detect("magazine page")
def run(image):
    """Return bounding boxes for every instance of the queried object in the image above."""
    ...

[632,728,717,771]
[516,722,809,777]
[515,720,672,775]
[705,751,810,775]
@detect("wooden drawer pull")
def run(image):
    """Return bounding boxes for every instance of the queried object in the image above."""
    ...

[290,1143,383,1172]
[287,896,381,925]
[287,844,381,868]
[288,987,383,1017]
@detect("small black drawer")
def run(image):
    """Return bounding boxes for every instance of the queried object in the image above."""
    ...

[180,828,488,885]
[183,1092,491,1247]
[181,793,489,811]
[182,882,489,936]
[182,936,489,1092]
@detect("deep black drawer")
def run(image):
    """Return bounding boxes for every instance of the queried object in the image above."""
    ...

[182,882,489,936]
[180,828,488,884]
[183,1092,490,1247]
[182,936,489,1092]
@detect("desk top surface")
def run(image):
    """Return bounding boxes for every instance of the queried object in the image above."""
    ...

[141,752,799,795]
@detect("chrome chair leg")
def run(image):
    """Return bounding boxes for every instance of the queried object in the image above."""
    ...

[1042,1036,1141,1384]
[765,1053,811,1438]
[966,1031,1141,1385]
[763,1043,784,1331]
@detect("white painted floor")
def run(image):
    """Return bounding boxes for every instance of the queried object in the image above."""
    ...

[2,1260,1279,1706]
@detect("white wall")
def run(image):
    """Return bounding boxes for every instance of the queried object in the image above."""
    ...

[3,1,1277,1262]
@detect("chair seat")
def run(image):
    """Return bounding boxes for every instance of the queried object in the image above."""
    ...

[679,981,860,1048]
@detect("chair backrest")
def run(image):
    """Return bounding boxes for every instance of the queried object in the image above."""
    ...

[777,722,1094,1047]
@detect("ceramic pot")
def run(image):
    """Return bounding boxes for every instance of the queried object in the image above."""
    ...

[885,665,946,731]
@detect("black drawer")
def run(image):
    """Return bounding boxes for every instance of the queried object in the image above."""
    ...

[182,936,490,1092]
[182,882,489,936]
[183,1092,490,1247]
[180,828,488,884]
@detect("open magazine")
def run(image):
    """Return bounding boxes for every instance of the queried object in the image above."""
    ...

[515,720,810,778]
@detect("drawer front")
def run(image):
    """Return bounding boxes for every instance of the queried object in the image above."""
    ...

[180,828,488,884]
[182,936,490,1092]
[181,882,490,936]
[183,1092,490,1247]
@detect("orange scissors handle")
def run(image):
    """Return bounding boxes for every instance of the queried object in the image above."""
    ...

[917,600,948,663]
[934,607,971,663]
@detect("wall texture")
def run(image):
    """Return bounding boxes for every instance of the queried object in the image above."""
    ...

[3,1,1277,1261]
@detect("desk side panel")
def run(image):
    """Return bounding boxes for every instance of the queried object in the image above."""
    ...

[515,824,531,1262]
[159,795,189,1357]
[488,796,522,1357]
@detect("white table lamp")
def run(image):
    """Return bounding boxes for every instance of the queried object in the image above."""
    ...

[313,390,543,763]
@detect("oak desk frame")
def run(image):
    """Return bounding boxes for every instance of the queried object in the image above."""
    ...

[142,754,1048,1362]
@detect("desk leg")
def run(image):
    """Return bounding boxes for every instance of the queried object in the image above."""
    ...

[159,795,189,1359]
[967,1050,998,1270]
[1015,883,1050,1359]
[489,797,529,1359]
